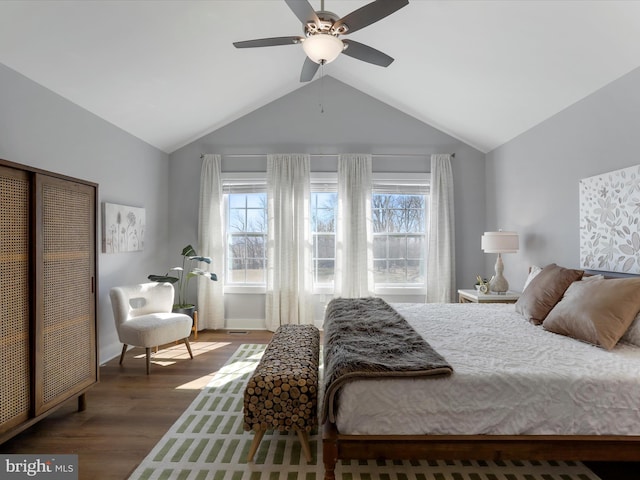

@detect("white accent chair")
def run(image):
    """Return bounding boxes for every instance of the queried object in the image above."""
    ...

[109,282,194,375]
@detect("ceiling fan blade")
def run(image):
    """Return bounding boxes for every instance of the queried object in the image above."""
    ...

[300,57,320,82]
[334,0,409,35]
[284,0,320,26]
[342,39,393,67]
[233,36,303,48]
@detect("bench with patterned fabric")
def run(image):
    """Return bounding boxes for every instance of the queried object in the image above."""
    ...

[243,324,320,462]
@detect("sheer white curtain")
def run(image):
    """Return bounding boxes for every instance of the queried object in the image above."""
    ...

[197,154,225,329]
[265,154,313,331]
[426,154,456,303]
[334,154,374,298]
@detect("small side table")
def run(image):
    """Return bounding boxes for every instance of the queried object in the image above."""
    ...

[458,289,520,304]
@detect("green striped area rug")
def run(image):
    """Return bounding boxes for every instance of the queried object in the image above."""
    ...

[128,344,601,480]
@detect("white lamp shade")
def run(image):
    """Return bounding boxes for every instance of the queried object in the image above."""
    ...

[481,231,519,253]
[302,34,343,64]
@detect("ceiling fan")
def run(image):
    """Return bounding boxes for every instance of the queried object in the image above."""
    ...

[233,0,409,82]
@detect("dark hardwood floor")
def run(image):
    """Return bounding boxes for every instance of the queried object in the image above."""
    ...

[1,330,273,479]
[1,329,637,480]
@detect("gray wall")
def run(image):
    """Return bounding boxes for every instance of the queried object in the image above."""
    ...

[9,49,631,351]
[486,66,640,290]
[9,49,630,350]
[170,76,486,327]
[0,63,171,363]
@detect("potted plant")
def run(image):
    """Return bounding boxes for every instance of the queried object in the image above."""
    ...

[148,244,217,317]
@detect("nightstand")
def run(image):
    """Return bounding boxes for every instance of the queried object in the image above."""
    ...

[458,289,520,304]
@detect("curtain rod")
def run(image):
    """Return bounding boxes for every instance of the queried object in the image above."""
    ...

[200,153,455,159]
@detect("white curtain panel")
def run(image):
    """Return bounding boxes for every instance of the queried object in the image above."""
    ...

[335,154,374,298]
[265,154,313,331]
[426,154,456,303]
[197,154,225,329]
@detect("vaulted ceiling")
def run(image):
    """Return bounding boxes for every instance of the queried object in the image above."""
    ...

[1,1,639,154]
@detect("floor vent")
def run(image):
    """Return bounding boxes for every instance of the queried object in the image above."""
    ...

[227,330,249,335]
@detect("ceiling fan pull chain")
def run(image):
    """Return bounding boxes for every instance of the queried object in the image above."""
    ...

[319,63,325,113]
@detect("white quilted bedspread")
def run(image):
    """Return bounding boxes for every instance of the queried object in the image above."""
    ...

[334,302,640,435]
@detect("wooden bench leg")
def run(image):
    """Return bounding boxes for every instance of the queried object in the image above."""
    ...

[295,427,313,463]
[247,428,266,462]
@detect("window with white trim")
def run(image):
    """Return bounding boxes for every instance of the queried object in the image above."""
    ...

[223,178,267,286]
[310,174,430,291]
[311,189,337,286]
[372,188,428,286]
[222,173,429,292]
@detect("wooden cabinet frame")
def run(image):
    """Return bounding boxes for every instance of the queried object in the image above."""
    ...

[0,158,99,444]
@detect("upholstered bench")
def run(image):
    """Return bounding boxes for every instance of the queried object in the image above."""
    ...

[244,324,320,462]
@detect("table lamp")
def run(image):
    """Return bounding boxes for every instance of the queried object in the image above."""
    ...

[481,230,519,294]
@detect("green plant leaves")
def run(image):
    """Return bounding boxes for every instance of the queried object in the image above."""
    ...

[147,274,179,284]
[189,255,212,264]
[149,245,217,306]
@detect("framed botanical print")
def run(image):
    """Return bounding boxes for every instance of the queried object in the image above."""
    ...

[102,202,145,253]
[579,164,640,273]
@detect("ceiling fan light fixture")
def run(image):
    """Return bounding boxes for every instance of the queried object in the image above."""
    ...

[302,34,343,64]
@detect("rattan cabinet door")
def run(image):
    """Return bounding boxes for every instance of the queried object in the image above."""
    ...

[34,174,98,415]
[0,166,31,435]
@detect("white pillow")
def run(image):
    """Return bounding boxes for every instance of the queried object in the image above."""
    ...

[581,274,605,282]
[522,265,542,292]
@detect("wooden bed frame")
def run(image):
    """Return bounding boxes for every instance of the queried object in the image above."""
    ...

[322,271,640,480]
[322,422,640,480]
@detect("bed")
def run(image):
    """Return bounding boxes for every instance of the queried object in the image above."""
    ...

[321,266,640,480]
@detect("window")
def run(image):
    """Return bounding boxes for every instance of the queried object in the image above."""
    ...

[222,173,429,291]
[225,188,267,285]
[311,191,337,285]
[372,193,427,285]
[310,174,429,290]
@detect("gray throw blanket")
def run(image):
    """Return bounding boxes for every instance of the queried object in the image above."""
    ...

[322,297,453,423]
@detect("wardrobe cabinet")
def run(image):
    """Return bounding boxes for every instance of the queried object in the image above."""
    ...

[0,159,98,443]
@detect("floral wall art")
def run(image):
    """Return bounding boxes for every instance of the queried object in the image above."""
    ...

[579,164,640,273]
[102,202,145,253]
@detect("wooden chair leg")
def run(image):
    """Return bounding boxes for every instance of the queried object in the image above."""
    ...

[145,347,151,375]
[295,427,313,463]
[119,344,127,365]
[184,338,194,359]
[247,428,266,462]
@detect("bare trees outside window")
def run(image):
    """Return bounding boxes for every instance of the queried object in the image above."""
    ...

[311,192,337,285]
[311,190,428,287]
[225,186,428,289]
[372,194,427,284]
[227,193,267,283]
